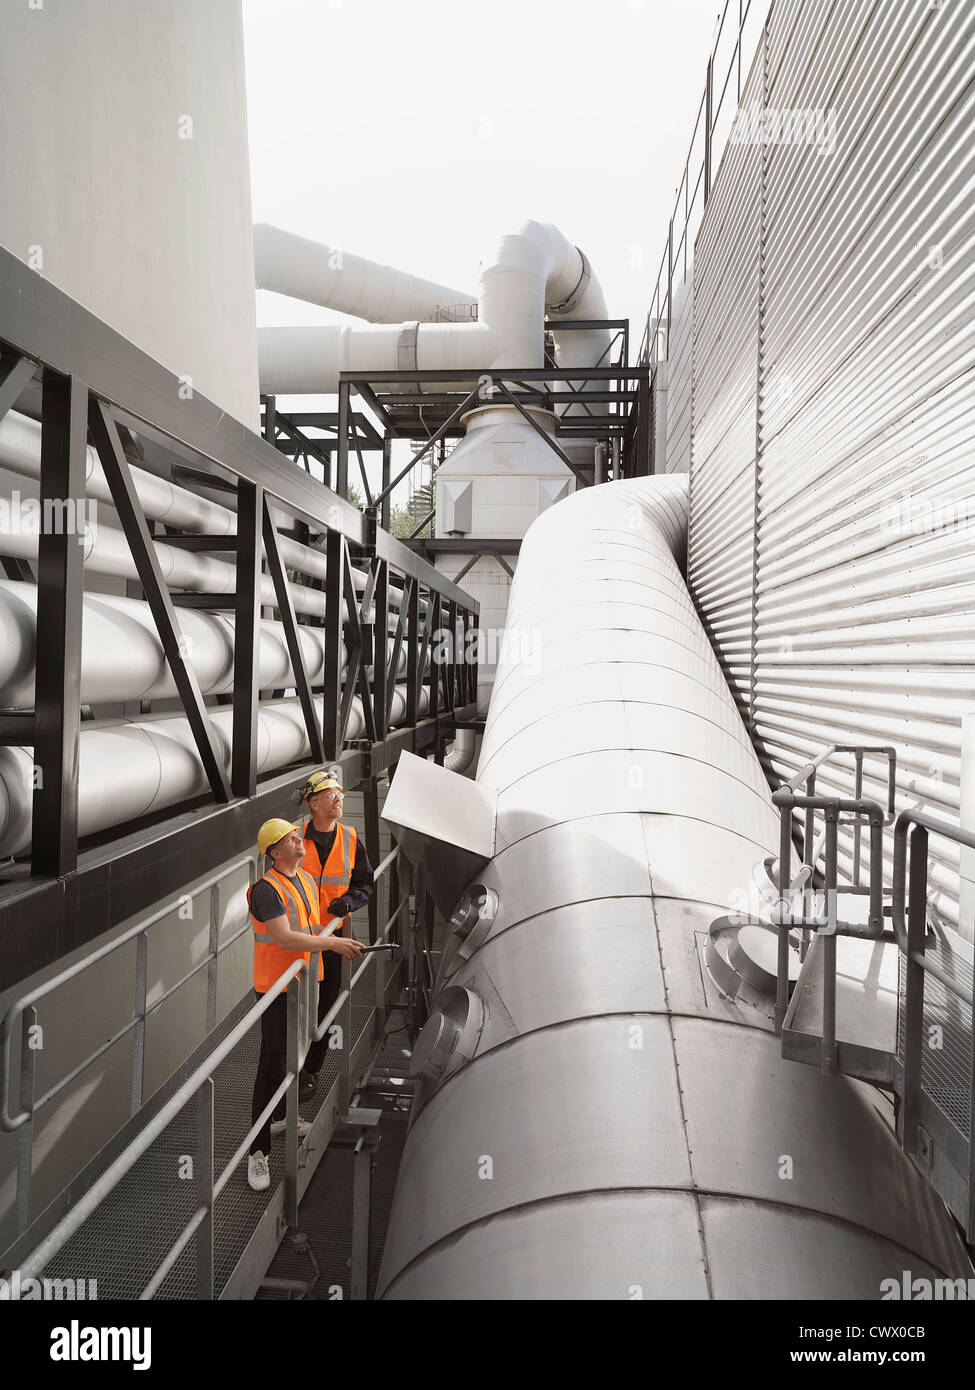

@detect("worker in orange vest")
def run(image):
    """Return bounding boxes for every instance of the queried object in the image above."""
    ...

[293,771,375,1100]
[247,818,365,1192]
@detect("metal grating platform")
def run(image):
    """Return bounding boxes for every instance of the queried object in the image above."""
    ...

[256,1016,415,1301]
[36,957,404,1299]
[897,929,974,1136]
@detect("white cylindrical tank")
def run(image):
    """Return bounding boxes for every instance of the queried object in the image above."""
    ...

[0,0,259,429]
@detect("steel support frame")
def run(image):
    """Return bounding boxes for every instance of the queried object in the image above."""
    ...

[0,245,479,993]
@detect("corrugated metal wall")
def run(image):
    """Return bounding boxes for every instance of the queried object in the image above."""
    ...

[688,51,765,720]
[682,0,975,927]
[663,265,695,475]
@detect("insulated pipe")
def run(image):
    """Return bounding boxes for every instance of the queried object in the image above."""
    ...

[0,687,429,858]
[0,582,351,708]
[254,224,477,323]
[0,513,339,620]
[0,582,421,709]
[375,475,972,1300]
[258,221,611,395]
[0,411,372,600]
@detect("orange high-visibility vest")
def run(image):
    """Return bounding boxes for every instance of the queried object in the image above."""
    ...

[249,866,324,995]
[301,821,357,929]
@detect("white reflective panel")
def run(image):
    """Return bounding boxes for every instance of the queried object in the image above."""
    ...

[700,1196,972,1298]
[445,898,668,1040]
[674,1017,970,1275]
[379,1016,693,1282]
[380,1191,709,1300]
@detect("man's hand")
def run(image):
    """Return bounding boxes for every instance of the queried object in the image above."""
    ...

[327,896,351,917]
[328,936,366,960]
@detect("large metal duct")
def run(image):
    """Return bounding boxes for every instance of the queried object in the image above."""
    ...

[375,475,971,1299]
[257,220,610,395]
[254,223,477,323]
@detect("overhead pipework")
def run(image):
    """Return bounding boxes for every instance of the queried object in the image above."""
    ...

[254,223,478,324]
[375,474,973,1300]
[256,220,611,395]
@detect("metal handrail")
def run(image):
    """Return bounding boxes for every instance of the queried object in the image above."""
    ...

[9,849,411,1295]
[1,855,257,1240]
[891,810,975,1007]
[770,742,897,1073]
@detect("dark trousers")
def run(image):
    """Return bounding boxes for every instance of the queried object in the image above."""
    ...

[249,952,342,1155]
[305,947,341,1074]
[250,990,289,1157]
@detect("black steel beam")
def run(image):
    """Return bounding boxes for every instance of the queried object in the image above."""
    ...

[231,481,263,798]
[262,496,326,765]
[0,246,363,544]
[495,382,590,486]
[0,556,33,582]
[409,537,521,555]
[31,372,87,881]
[323,529,344,761]
[89,398,232,804]
[0,355,37,424]
[342,366,647,384]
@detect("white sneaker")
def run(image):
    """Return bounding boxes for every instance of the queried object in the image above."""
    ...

[248,1150,270,1192]
[269,1116,311,1139]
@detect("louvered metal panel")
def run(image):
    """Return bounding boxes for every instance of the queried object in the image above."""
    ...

[663,265,695,473]
[688,52,765,717]
[678,0,975,929]
[752,0,975,927]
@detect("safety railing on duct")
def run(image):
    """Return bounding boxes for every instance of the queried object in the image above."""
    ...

[636,0,773,371]
[0,243,478,994]
[0,844,415,1299]
[768,744,974,1242]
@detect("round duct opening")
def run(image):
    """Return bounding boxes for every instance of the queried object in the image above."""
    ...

[409,985,484,1084]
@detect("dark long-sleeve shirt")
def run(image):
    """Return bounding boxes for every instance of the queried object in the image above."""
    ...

[303,823,374,914]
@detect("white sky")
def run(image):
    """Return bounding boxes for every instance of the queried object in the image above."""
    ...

[241,0,724,494]
[244,0,723,330]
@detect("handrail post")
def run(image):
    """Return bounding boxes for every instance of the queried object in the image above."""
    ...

[853,749,864,885]
[775,794,793,1033]
[337,958,354,1117]
[821,808,839,1076]
[196,1077,214,1299]
[901,824,928,1158]
[285,974,301,1228]
[131,931,148,1116]
[16,1006,37,1236]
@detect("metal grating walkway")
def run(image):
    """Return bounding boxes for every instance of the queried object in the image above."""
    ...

[257,1020,415,1300]
[37,1001,392,1299]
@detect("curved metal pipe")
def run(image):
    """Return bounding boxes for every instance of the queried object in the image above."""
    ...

[254,223,477,323]
[258,221,611,395]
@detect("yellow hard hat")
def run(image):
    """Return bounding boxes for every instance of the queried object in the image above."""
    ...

[294,769,342,804]
[257,818,297,856]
